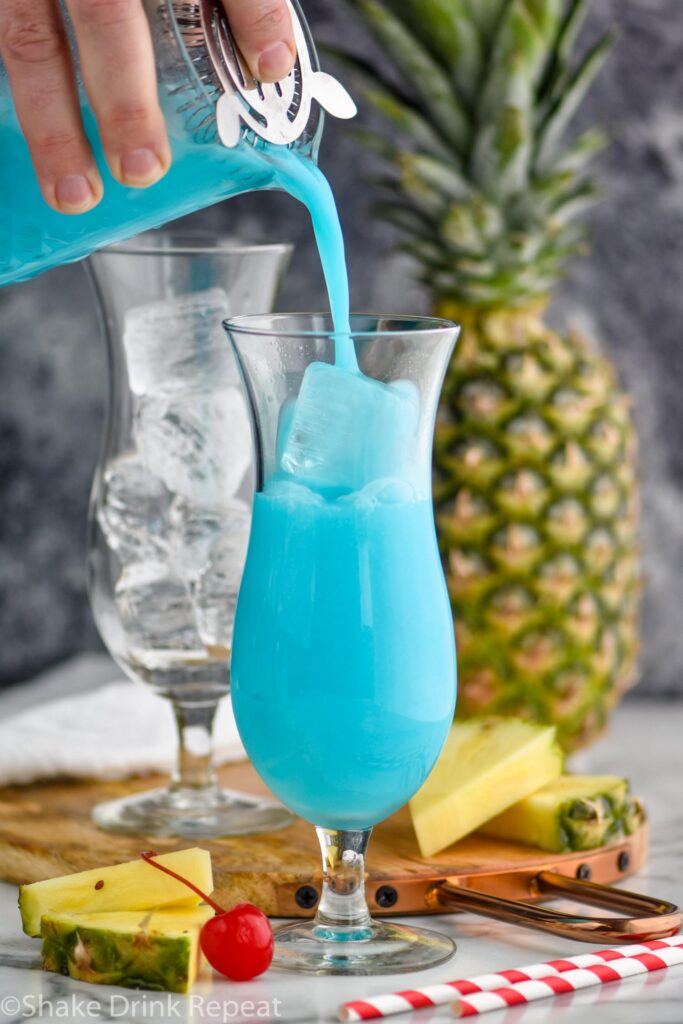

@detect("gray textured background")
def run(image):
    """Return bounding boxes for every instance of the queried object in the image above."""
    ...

[0,0,682,693]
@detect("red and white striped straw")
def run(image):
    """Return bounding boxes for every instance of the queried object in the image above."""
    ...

[452,942,683,1017]
[338,935,683,1022]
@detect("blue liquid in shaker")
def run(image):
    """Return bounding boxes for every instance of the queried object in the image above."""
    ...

[0,99,351,343]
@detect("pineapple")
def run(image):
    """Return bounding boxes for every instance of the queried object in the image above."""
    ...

[335,0,640,749]
[480,774,644,851]
[19,848,213,937]
[41,906,213,993]
[410,717,562,857]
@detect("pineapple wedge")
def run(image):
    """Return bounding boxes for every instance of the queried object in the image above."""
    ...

[20,848,212,937]
[481,775,645,852]
[41,906,213,993]
[410,718,563,857]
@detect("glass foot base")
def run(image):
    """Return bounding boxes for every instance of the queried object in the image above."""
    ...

[92,785,294,838]
[272,918,456,975]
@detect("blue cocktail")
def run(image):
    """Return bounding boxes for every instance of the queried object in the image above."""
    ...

[225,313,460,975]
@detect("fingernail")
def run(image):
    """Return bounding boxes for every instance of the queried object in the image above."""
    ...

[54,174,95,212]
[257,41,295,82]
[120,147,164,186]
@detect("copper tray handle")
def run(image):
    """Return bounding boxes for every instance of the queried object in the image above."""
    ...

[428,870,681,943]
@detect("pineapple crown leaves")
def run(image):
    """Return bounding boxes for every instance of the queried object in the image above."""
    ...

[330,0,615,308]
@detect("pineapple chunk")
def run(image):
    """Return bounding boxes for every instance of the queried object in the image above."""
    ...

[41,906,213,994]
[19,848,212,937]
[410,718,563,857]
[481,774,644,852]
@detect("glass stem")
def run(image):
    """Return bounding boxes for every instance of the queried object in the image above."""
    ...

[170,700,219,794]
[314,828,373,934]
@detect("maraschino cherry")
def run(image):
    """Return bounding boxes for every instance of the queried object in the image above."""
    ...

[141,851,274,981]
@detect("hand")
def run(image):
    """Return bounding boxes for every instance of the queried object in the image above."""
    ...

[0,0,296,214]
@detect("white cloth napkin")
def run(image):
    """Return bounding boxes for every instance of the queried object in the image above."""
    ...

[0,655,246,786]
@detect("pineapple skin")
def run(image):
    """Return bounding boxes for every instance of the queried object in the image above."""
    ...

[19,848,213,937]
[481,774,645,852]
[41,907,212,994]
[434,305,640,751]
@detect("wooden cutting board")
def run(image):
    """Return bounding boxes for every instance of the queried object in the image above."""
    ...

[0,761,648,919]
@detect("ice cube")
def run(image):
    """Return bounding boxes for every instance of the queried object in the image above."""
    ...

[170,496,251,582]
[275,399,297,467]
[279,363,420,495]
[97,453,171,562]
[265,478,325,505]
[134,386,252,507]
[123,289,238,396]
[115,562,203,654]
[343,477,418,507]
[193,545,245,651]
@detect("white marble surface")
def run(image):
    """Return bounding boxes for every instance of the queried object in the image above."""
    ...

[1,697,682,1024]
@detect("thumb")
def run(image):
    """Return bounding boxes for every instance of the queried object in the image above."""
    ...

[224,0,296,83]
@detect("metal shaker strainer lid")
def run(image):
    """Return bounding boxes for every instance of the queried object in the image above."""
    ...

[171,0,356,147]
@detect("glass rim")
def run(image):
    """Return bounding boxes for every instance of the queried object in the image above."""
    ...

[100,232,294,258]
[224,312,460,339]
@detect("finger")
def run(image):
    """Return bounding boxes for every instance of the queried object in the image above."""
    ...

[225,0,296,83]
[0,0,102,213]
[65,0,171,188]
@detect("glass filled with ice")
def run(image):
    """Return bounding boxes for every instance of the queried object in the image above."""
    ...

[87,231,293,837]
[225,313,460,974]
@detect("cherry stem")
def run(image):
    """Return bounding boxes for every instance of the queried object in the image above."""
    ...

[140,851,224,915]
